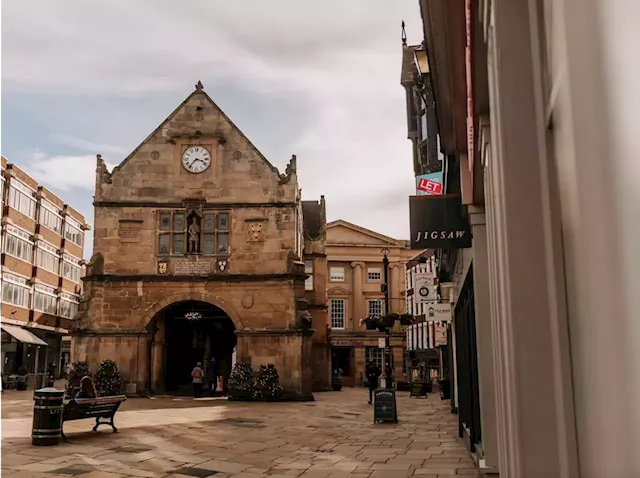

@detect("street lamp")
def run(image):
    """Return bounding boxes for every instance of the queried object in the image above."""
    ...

[372,247,398,424]
[381,248,392,389]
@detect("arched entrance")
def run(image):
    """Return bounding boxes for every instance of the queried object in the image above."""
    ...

[150,300,236,395]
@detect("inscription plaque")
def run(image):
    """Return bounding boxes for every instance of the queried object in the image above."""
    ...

[174,261,211,275]
[118,220,142,243]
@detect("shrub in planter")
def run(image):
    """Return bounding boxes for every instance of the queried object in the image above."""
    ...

[254,364,283,400]
[95,360,123,397]
[228,362,254,400]
[65,361,92,398]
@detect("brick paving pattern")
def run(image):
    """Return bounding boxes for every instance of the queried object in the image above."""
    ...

[1,388,478,477]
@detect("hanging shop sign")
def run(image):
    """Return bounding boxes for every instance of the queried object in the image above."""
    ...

[425,303,452,322]
[416,172,444,196]
[409,195,472,249]
[434,323,448,346]
[414,272,437,303]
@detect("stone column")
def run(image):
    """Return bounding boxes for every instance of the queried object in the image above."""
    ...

[468,205,498,472]
[350,262,365,325]
[151,341,165,392]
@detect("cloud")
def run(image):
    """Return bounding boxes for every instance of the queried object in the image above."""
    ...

[2,0,423,240]
[51,134,128,155]
[18,150,116,192]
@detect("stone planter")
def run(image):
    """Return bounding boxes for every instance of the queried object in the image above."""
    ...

[228,391,253,401]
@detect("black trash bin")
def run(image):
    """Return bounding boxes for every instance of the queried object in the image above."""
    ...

[32,387,64,446]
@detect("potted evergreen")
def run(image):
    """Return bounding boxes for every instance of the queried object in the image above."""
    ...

[254,364,283,401]
[16,366,28,390]
[331,368,343,391]
[95,360,123,396]
[228,362,254,401]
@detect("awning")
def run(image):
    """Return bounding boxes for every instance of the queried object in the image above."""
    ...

[0,323,48,346]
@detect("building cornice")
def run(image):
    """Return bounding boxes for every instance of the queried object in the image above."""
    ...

[83,273,307,283]
[93,201,297,209]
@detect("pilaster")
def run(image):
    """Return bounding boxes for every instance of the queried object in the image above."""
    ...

[468,205,498,472]
[351,262,365,323]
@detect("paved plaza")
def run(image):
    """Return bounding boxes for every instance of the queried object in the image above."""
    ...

[1,388,478,478]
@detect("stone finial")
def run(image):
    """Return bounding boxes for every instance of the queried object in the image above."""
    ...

[278,155,297,184]
[195,80,204,91]
[320,195,326,230]
[96,154,112,185]
[401,20,407,46]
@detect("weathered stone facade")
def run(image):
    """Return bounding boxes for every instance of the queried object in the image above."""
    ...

[72,82,328,396]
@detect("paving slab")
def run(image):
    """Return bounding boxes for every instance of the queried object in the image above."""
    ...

[2,388,477,477]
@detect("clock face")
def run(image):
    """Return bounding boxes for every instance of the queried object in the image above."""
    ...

[182,146,211,173]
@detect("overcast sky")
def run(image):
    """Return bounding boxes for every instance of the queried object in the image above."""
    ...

[1,1,423,258]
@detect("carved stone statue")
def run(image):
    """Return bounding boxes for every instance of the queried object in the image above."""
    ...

[188,216,200,253]
[86,252,104,276]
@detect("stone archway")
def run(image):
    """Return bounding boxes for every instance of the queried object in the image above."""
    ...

[142,293,243,395]
[138,291,245,332]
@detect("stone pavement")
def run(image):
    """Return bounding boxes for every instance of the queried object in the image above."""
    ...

[1,388,478,478]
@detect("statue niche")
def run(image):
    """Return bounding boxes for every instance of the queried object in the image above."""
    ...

[187,213,201,254]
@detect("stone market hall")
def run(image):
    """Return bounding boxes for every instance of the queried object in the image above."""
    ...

[72,82,330,396]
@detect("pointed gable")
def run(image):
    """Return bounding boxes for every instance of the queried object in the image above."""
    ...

[95,81,297,204]
[326,220,405,247]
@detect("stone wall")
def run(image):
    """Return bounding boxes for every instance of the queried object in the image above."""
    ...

[75,84,321,397]
[93,205,298,276]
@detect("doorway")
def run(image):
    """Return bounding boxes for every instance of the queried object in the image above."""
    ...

[331,346,353,386]
[158,301,236,395]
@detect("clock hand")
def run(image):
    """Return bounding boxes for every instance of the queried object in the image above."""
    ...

[190,158,202,167]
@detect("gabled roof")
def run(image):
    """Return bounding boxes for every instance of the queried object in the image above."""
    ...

[111,81,281,176]
[326,219,405,246]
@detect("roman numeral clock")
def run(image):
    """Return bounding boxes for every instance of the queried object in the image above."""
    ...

[182,146,211,173]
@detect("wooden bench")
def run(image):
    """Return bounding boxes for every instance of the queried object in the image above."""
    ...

[61,395,127,440]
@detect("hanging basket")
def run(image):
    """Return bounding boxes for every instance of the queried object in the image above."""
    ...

[398,314,416,326]
[360,316,382,330]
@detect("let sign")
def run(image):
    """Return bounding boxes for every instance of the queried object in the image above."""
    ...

[417,177,443,195]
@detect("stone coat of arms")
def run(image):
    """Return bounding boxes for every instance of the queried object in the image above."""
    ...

[246,220,266,242]
[157,261,168,275]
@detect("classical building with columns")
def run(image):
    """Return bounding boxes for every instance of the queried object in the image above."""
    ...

[325,220,415,387]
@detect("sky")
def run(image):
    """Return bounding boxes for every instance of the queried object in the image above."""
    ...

[1,0,424,258]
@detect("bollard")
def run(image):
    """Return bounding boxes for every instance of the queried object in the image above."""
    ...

[32,387,64,446]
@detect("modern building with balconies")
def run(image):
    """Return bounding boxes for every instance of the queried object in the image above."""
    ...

[1,155,90,379]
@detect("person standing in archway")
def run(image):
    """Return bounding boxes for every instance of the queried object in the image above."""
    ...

[208,356,217,395]
[191,362,204,398]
